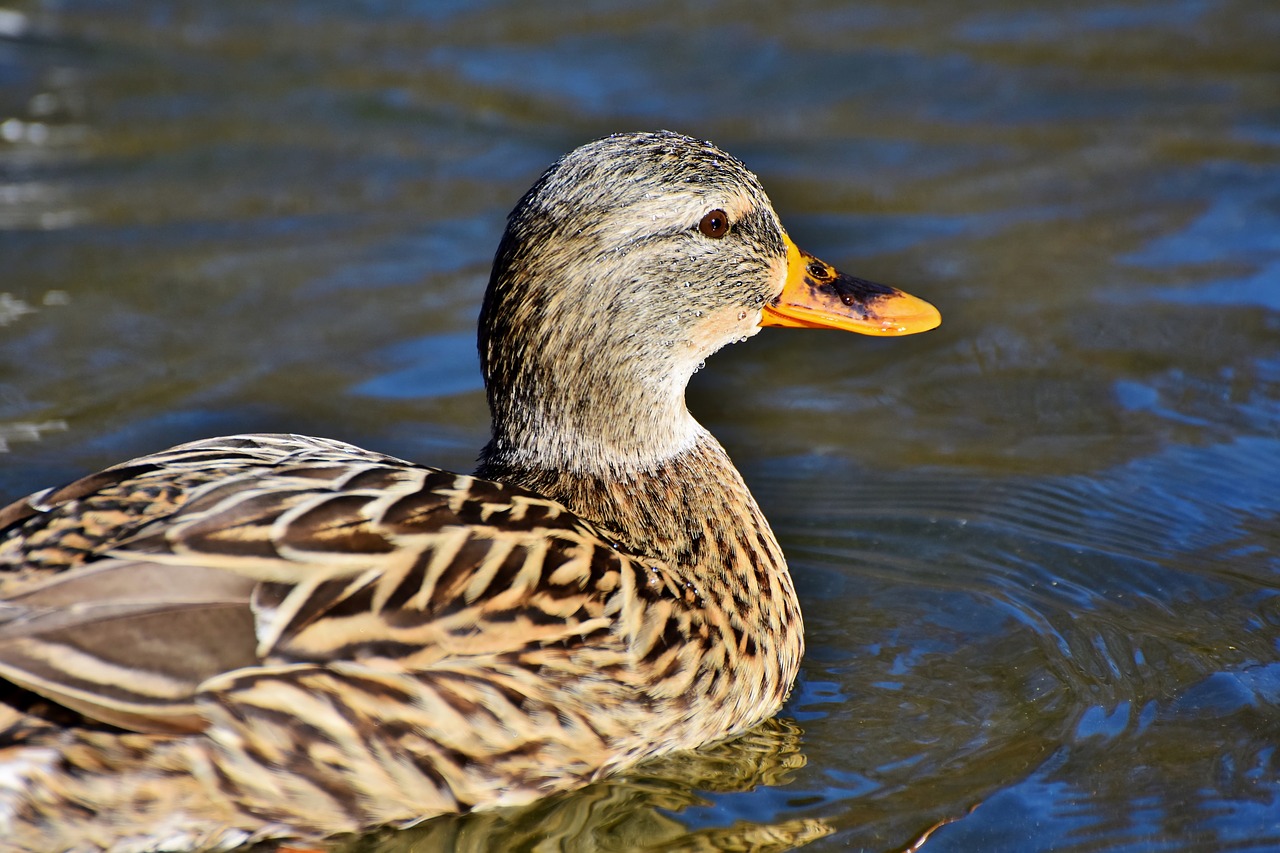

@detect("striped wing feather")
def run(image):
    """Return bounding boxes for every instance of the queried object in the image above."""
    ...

[0,434,658,739]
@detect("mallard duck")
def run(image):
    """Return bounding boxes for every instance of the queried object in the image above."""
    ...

[0,131,939,852]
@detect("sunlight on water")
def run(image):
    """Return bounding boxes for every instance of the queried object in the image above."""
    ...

[1,1,1278,851]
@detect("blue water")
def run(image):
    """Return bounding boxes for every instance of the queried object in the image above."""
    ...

[1,1,1278,851]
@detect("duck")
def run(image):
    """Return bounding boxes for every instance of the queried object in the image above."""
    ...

[0,130,940,852]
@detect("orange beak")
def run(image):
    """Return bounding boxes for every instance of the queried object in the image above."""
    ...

[760,234,941,335]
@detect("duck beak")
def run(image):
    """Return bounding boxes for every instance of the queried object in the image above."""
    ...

[760,234,941,335]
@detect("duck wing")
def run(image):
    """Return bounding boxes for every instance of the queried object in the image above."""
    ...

[0,434,646,736]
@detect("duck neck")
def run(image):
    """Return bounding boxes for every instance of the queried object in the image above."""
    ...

[476,226,738,478]
[479,372,703,479]
[478,429,777,573]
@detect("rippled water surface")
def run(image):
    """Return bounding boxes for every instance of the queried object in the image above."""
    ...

[2,2,1278,851]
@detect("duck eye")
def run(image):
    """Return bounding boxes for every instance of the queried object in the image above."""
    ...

[698,209,729,239]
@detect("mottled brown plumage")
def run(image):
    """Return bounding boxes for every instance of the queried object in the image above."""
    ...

[0,131,938,851]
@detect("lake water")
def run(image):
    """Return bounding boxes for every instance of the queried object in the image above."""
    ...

[2,2,1278,851]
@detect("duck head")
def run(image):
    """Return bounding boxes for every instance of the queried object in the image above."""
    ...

[478,131,940,475]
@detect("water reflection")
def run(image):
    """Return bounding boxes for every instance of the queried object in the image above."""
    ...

[328,718,831,853]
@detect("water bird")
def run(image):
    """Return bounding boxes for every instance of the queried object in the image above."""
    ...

[0,130,939,851]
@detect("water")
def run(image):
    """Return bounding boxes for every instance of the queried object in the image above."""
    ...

[2,1,1278,850]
